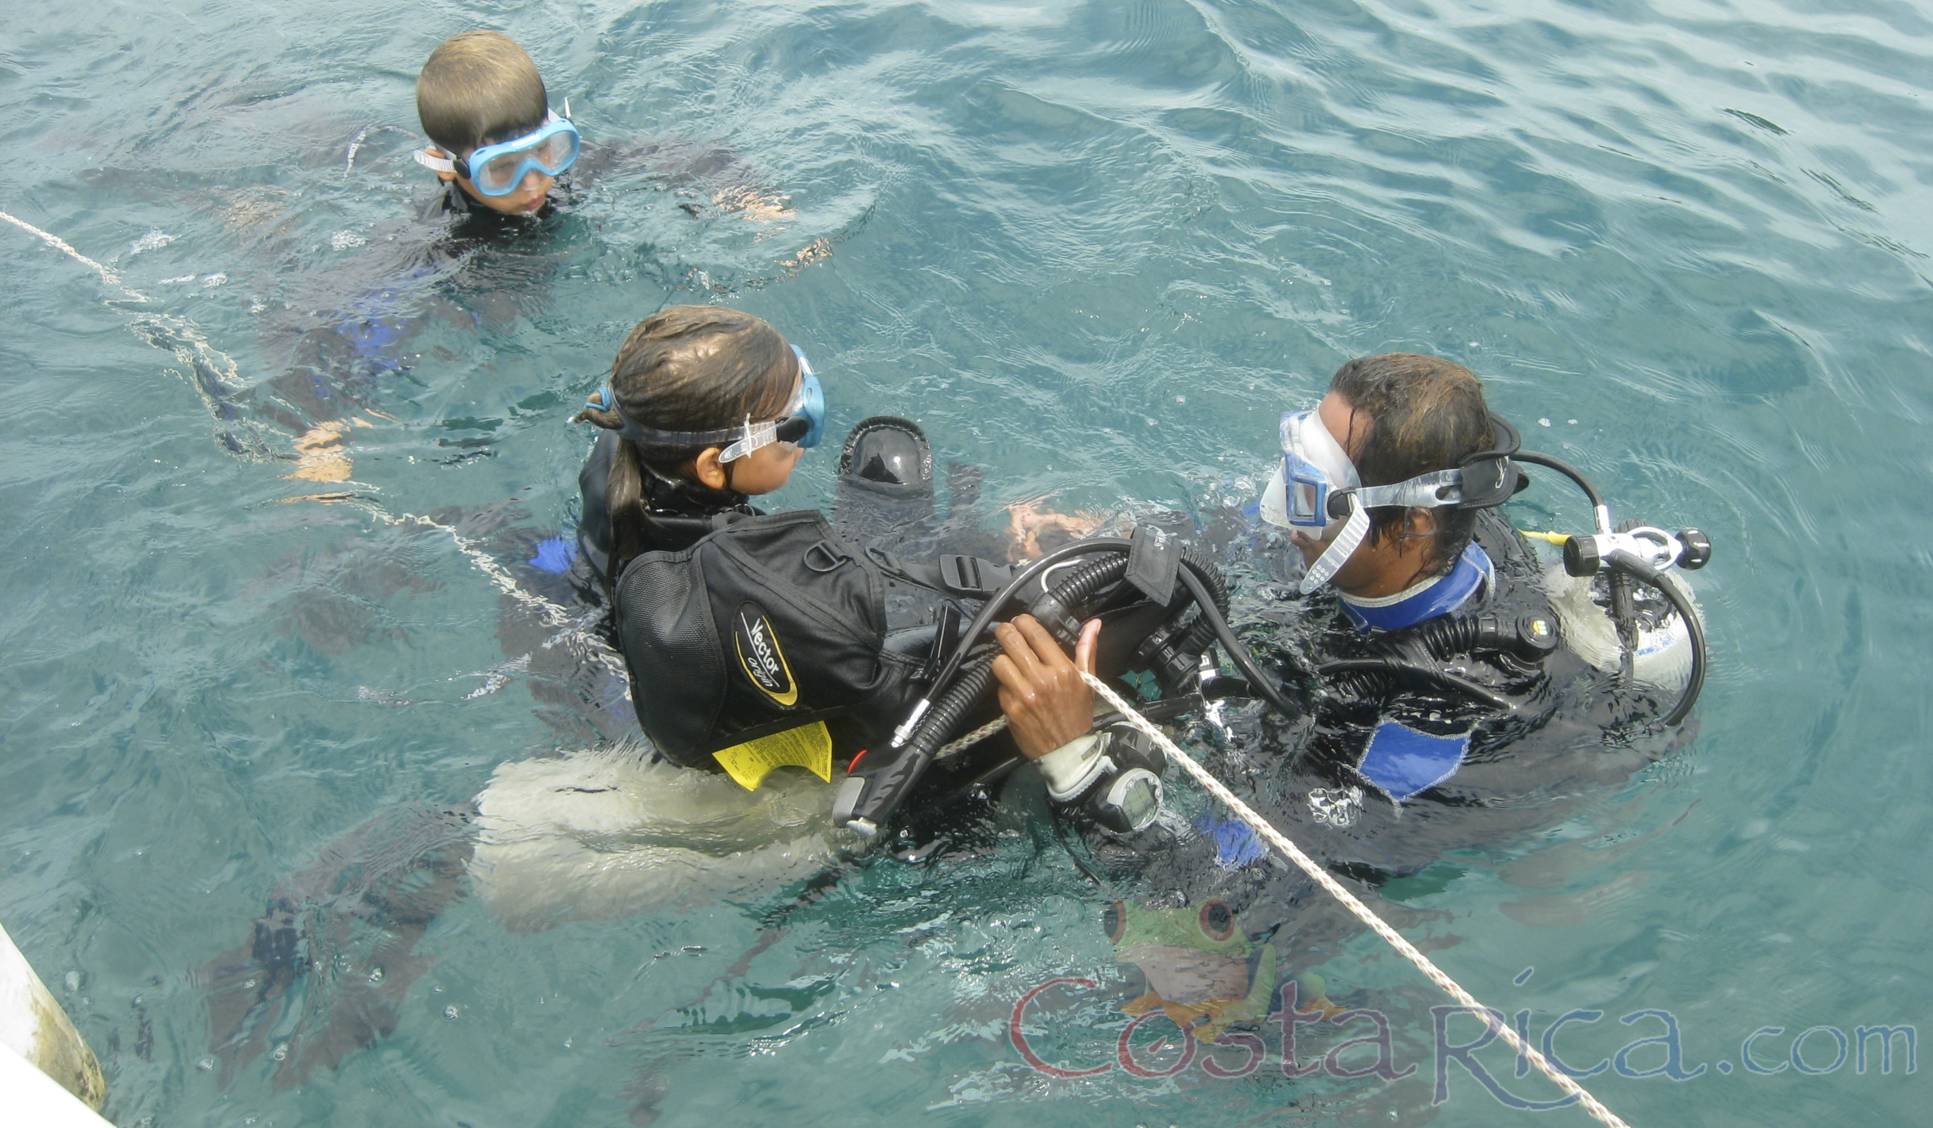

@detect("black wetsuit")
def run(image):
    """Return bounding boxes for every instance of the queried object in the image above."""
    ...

[574,430,761,589]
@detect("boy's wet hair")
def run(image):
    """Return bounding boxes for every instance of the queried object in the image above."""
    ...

[416,31,549,156]
[1329,353,1494,573]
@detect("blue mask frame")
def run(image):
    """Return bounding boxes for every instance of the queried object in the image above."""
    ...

[414,112,580,197]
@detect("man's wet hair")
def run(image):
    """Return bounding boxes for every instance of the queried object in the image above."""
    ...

[1329,353,1495,574]
[416,31,549,157]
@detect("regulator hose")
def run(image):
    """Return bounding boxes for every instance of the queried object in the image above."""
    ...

[838,537,1297,833]
[1512,450,1605,511]
[925,537,1133,700]
[1316,659,1515,713]
[1606,553,1707,726]
[902,553,1134,762]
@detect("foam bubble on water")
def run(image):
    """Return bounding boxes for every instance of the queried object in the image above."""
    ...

[1538,417,1552,427]
[201,273,227,288]
[331,230,367,250]
[130,230,174,256]
[160,274,195,285]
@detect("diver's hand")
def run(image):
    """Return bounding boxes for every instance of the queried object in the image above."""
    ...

[1005,499,1106,561]
[992,615,1102,759]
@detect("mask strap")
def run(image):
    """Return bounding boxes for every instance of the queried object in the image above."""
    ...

[719,415,779,463]
[1352,469,1465,512]
[1299,500,1372,595]
[414,148,457,173]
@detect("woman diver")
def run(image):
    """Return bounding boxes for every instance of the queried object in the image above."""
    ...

[572,306,821,588]
[557,304,1226,842]
[564,305,1004,787]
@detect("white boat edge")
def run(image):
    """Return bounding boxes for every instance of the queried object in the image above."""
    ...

[0,921,108,1117]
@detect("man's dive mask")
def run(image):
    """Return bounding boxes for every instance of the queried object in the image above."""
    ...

[1260,408,1522,594]
[414,111,581,197]
[589,345,826,463]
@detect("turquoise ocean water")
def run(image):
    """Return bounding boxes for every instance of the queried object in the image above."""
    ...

[3,0,1929,1124]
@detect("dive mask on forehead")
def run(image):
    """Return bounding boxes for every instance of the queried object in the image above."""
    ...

[414,111,581,197]
[589,345,826,463]
[1259,408,1523,594]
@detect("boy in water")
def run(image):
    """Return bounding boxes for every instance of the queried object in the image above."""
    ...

[412,30,579,222]
[283,29,807,481]
[279,31,577,481]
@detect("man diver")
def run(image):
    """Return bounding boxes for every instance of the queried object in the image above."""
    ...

[992,351,1699,875]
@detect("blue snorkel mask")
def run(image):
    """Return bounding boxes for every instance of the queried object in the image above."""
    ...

[1260,408,1522,594]
[588,345,826,464]
[414,111,581,197]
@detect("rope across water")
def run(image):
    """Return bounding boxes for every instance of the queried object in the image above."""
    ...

[1080,672,1634,1128]
[3,206,627,684]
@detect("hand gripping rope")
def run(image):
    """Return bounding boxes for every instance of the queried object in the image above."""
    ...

[1081,671,1635,1128]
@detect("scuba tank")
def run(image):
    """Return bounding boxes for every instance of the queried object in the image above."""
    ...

[1545,563,1700,691]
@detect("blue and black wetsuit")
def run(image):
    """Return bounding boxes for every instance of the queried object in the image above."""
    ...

[1062,509,1679,959]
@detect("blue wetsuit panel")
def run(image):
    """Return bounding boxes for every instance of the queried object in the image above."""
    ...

[1195,811,1268,870]
[1356,722,1470,802]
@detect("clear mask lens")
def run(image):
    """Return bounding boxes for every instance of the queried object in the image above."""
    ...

[467,114,580,196]
[1261,409,1357,530]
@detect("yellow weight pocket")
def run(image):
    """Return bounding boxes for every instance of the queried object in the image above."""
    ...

[712,721,834,791]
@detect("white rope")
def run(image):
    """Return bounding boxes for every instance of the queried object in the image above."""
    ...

[936,714,1009,759]
[345,125,373,177]
[349,503,627,680]
[381,508,629,679]
[2,206,275,459]
[4,205,628,684]
[0,208,141,295]
[1081,671,1634,1128]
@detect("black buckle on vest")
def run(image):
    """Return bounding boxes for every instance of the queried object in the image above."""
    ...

[939,554,1010,597]
[804,540,852,574]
